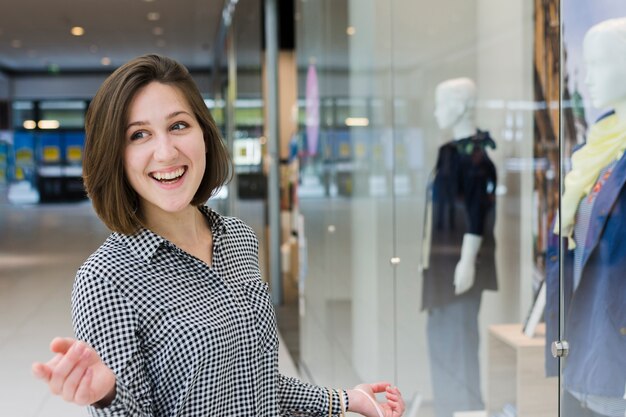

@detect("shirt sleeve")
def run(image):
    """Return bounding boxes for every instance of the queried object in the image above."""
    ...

[72,270,153,417]
[460,147,496,236]
[278,374,348,417]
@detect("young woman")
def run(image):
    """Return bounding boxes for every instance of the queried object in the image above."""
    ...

[32,54,405,417]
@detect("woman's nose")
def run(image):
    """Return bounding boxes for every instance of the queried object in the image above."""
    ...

[153,134,178,162]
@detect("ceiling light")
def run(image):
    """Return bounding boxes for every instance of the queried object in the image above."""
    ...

[345,117,369,127]
[101,57,111,65]
[152,26,164,36]
[71,26,85,36]
[23,120,36,130]
[38,120,60,129]
[11,40,22,48]
[147,12,160,21]
[346,26,356,36]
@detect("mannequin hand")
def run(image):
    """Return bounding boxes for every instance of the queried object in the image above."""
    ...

[32,337,116,407]
[454,257,475,295]
[454,234,482,295]
[348,382,405,417]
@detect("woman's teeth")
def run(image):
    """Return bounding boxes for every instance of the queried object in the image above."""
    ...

[152,168,185,182]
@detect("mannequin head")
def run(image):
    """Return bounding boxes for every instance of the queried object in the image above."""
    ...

[583,17,626,111]
[434,77,477,138]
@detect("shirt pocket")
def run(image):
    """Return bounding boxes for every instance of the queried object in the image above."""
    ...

[243,278,278,353]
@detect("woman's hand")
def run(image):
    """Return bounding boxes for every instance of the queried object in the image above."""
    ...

[347,381,405,417]
[32,337,116,407]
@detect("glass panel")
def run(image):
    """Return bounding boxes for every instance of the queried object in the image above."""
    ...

[39,100,86,129]
[297,0,397,387]
[558,2,626,416]
[12,101,34,130]
[298,1,560,417]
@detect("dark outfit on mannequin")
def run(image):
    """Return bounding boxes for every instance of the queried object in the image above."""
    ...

[422,130,498,417]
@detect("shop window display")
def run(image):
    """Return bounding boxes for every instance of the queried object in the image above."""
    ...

[546,16,626,417]
[294,1,625,417]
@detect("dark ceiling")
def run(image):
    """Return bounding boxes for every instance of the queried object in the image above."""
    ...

[0,0,264,74]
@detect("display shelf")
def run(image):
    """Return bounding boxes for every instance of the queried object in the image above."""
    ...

[487,323,557,417]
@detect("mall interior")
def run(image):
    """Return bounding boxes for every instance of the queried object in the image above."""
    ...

[1,0,626,416]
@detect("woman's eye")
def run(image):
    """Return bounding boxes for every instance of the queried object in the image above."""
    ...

[171,122,188,131]
[130,131,147,141]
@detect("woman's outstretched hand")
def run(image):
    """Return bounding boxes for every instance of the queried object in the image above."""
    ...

[32,337,116,407]
[348,381,405,417]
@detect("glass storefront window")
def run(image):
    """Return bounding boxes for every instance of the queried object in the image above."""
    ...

[12,101,34,130]
[38,100,86,130]
[293,1,577,417]
[553,2,626,416]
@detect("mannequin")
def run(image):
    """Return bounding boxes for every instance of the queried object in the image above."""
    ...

[421,77,497,417]
[545,17,626,417]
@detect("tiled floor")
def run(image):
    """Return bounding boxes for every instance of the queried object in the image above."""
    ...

[0,198,298,417]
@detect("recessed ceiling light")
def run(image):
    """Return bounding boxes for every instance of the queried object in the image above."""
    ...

[101,57,111,66]
[11,39,22,48]
[38,120,60,129]
[345,117,369,127]
[152,26,164,36]
[147,12,160,21]
[346,26,356,36]
[71,26,85,36]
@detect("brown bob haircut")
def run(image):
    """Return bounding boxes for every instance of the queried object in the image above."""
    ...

[83,54,232,235]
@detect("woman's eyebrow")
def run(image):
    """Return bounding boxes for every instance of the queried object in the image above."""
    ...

[126,111,192,130]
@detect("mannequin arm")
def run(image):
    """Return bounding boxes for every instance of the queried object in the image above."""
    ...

[454,233,482,295]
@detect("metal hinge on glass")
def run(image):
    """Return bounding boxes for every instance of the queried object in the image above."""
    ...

[551,340,570,358]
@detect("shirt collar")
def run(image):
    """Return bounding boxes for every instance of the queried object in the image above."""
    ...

[114,205,226,263]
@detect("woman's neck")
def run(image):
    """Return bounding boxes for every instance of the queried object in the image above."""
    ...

[143,205,209,247]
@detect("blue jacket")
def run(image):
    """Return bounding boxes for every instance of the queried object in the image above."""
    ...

[545,145,626,398]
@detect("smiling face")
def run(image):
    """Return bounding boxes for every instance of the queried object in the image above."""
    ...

[124,81,206,222]
[583,29,626,110]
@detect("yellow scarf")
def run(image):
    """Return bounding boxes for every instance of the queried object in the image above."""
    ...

[555,113,626,249]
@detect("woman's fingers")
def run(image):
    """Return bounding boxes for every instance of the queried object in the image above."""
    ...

[74,368,96,406]
[33,351,66,382]
[61,348,92,402]
[385,386,405,416]
[31,362,52,381]
[369,381,392,393]
[33,337,115,406]
[49,341,87,395]
[50,337,76,354]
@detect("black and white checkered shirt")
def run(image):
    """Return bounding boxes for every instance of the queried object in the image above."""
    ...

[72,206,348,416]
